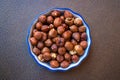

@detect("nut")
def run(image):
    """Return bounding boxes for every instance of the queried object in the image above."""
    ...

[41,25,49,32]
[74,45,84,56]
[41,32,47,41]
[69,50,77,55]
[60,16,65,22]
[32,47,40,55]
[44,39,53,47]
[51,53,57,59]
[71,39,78,46]
[56,37,65,47]
[57,55,64,62]
[47,16,54,24]
[50,60,59,68]
[51,10,60,17]
[36,22,42,30]
[65,41,74,51]
[48,28,57,38]
[81,32,87,41]
[74,18,83,26]
[72,32,80,42]
[60,60,69,68]
[39,15,47,23]
[33,31,42,40]
[72,55,79,63]
[69,25,78,32]
[65,18,74,26]
[62,30,72,40]
[64,53,71,61]
[64,10,73,18]
[57,26,65,34]
[30,37,38,46]
[37,41,44,49]
[32,29,38,35]
[79,26,86,33]
[38,54,45,62]
[41,47,50,53]
[58,47,66,55]
[51,44,58,52]
[43,52,51,61]
[54,18,62,27]
[62,23,68,30]
[49,24,54,29]
[80,41,88,49]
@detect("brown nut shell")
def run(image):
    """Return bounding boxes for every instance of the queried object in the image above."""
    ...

[58,47,66,55]
[56,55,64,62]
[64,10,73,18]
[39,15,47,23]
[60,60,70,68]
[65,41,74,51]
[54,18,62,27]
[30,37,38,46]
[50,60,59,68]
[72,32,80,42]
[32,47,40,55]
[74,45,84,56]
[80,41,88,49]
[43,52,51,61]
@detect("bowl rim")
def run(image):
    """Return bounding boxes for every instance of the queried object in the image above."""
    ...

[26,7,92,71]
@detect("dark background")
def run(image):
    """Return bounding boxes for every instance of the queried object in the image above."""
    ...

[0,0,120,80]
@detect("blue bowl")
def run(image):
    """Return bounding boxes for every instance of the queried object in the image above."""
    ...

[27,8,92,71]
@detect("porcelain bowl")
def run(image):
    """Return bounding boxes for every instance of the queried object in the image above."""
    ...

[27,8,92,71]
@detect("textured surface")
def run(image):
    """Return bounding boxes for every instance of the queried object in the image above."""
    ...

[0,0,120,80]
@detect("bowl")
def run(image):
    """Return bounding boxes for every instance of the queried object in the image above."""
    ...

[27,8,92,71]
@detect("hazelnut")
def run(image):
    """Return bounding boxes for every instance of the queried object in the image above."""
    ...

[51,44,58,52]
[74,18,83,26]
[64,10,73,18]
[49,24,54,29]
[65,18,74,26]
[38,54,45,62]
[33,31,42,40]
[62,23,68,30]
[39,15,47,23]
[41,32,47,41]
[69,25,78,32]
[30,37,38,46]
[80,41,88,49]
[41,25,49,32]
[36,22,42,30]
[81,32,87,41]
[48,28,57,38]
[71,39,78,46]
[32,47,40,55]
[62,30,72,40]
[79,26,86,33]
[69,50,77,55]
[37,41,44,49]
[72,32,80,42]
[47,16,54,24]
[65,41,74,51]
[44,39,53,47]
[74,45,84,56]
[58,47,66,55]
[51,53,57,59]
[41,47,50,53]
[56,37,65,47]
[57,55,64,62]
[52,37,59,43]
[50,60,59,68]
[51,10,60,17]
[60,60,69,68]
[57,26,65,34]
[72,55,79,63]
[32,29,38,35]
[60,16,65,22]
[43,52,51,61]
[64,53,71,61]
[54,18,62,27]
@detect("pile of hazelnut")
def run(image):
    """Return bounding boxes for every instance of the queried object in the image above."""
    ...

[30,10,88,68]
